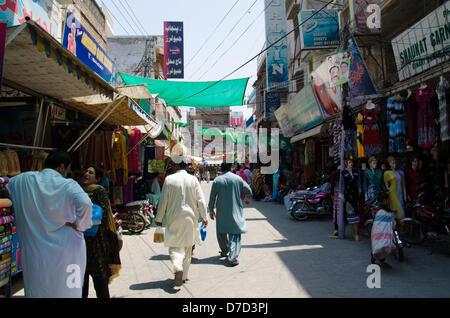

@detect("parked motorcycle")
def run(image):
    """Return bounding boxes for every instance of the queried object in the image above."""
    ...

[112,202,147,234]
[401,192,450,254]
[289,182,332,221]
[124,200,155,228]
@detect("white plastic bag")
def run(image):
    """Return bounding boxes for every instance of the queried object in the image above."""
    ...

[371,209,395,260]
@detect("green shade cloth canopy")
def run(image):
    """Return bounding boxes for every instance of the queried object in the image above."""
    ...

[170,121,191,127]
[119,73,249,107]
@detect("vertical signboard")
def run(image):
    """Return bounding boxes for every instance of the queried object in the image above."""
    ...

[350,0,381,35]
[164,21,184,79]
[265,92,281,121]
[264,0,288,92]
[63,11,116,83]
[0,0,61,40]
[299,9,340,49]
[0,21,6,93]
[391,2,450,81]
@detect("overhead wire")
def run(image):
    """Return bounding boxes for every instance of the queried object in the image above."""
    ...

[103,2,131,35]
[119,0,148,36]
[190,0,264,80]
[171,0,336,105]
[185,0,242,69]
[197,0,267,80]
[109,0,140,35]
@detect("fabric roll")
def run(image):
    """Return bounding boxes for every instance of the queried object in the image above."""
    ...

[0,199,12,209]
[0,216,14,225]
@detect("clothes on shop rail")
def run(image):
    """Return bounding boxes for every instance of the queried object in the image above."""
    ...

[436,78,449,142]
[387,96,407,153]
[363,102,382,156]
[416,85,436,148]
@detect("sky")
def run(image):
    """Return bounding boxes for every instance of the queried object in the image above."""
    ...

[99,0,268,120]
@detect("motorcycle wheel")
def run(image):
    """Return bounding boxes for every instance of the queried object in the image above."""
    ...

[127,212,146,234]
[291,202,309,221]
[399,219,425,245]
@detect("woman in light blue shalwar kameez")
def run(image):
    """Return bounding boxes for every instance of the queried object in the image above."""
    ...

[208,163,252,266]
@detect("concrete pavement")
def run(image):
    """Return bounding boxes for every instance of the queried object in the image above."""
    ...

[11,181,450,298]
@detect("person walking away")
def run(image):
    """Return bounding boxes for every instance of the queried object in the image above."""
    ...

[79,165,122,298]
[371,192,395,269]
[6,151,93,298]
[155,158,208,288]
[208,163,252,266]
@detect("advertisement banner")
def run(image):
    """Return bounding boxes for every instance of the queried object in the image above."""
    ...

[265,92,281,121]
[62,11,116,84]
[164,21,184,79]
[264,0,289,92]
[274,85,323,138]
[230,111,244,128]
[346,36,378,103]
[299,9,340,49]
[351,0,381,35]
[391,2,450,82]
[0,0,61,39]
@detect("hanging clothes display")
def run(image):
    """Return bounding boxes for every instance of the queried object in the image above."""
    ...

[330,121,342,164]
[83,130,113,171]
[384,169,407,220]
[111,130,128,186]
[127,128,143,175]
[416,85,436,148]
[0,177,14,298]
[363,102,382,156]
[356,112,365,158]
[436,77,449,142]
[406,90,418,147]
[387,96,407,153]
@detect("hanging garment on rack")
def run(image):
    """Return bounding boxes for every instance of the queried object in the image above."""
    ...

[31,152,49,172]
[111,131,128,186]
[387,96,407,153]
[416,85,436,148]
[83,131,112,171]
[0,152,8,177]
[406,92,419,146]
[128,128,143,175]
[363,103,382,156]
[356,113,365,158]
[331,122,342,164]
[3,150,21,176]
[437,78,449,142]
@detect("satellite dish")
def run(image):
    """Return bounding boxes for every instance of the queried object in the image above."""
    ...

[148,122,163,139]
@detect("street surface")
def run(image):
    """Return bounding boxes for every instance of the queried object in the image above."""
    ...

[11,181,450,298]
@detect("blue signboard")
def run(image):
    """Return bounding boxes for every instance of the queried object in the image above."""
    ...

[164,21,184,78]
[264,0,288,92]
[62,11,116,84]
[299,9,340,49]
[265,92,281,122]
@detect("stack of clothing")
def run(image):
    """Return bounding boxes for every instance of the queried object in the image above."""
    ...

[0,177,13,298]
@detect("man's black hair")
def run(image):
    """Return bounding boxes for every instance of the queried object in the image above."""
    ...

[44,151,72,169]
[221,163,232,172]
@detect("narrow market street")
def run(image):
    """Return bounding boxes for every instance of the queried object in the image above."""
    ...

[11,181,450,298]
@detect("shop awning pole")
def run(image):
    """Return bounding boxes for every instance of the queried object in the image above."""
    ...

[0,142,56,151]
[67,97,124,153]
[69,96,126,153]
[32,98,44,148]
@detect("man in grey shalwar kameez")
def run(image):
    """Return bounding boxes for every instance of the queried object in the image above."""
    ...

[208,163,252,266]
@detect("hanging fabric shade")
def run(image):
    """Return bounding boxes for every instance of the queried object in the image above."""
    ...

[119,73,249,107]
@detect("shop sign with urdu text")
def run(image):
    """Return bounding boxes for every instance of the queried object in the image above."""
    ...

[164,21,184,79]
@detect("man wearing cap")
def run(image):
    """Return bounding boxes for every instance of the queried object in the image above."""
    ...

[155,156,208,288]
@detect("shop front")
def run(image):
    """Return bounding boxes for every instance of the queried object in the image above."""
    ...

[0,20,156,297]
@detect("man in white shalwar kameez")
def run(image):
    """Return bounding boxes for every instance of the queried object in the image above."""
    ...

[7,152,92,298]
[155,159,208,287]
